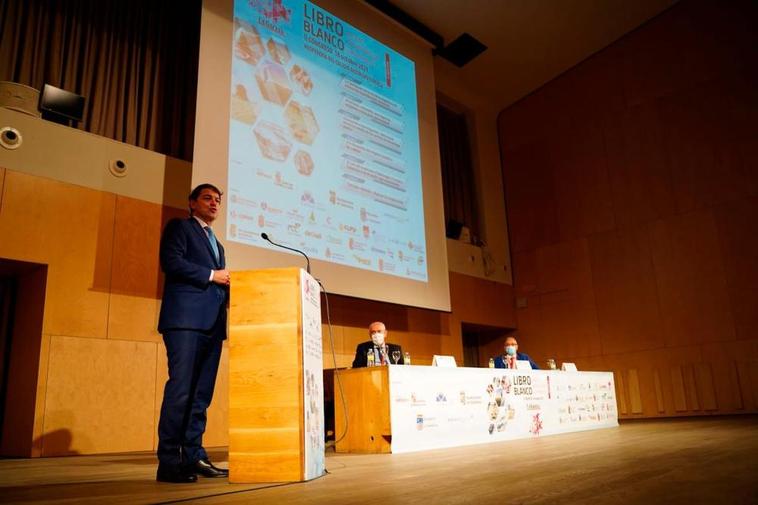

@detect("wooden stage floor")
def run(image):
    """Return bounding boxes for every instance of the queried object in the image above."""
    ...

[1,416,756,504]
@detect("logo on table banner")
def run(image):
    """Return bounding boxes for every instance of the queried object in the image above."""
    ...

[302,276,319,305]
[416,414,424,430]
[435,392,447,403]
[530,413,543,435]
[512,375,533,395]
[410,393,426,406]
[486,375,517,435]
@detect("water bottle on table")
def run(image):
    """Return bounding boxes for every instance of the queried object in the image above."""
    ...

[366,349,375,367]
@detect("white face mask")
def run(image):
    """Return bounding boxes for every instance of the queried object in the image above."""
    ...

[371,332,385,346]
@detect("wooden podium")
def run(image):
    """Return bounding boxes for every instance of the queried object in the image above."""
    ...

[228,267,325,483]
[334,367,392,453]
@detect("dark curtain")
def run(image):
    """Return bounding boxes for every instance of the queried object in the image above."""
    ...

[437,103,480,239]
[0,0,201,161]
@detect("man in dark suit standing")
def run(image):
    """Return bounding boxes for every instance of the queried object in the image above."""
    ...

[352,321,404,367]
[156,183,230,483]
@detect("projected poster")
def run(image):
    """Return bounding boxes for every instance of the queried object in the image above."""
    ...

[227,0,427,281]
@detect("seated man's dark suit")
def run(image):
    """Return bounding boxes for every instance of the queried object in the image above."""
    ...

[352,341,404,367]
[157,217,228,471]
[493,352,540,370]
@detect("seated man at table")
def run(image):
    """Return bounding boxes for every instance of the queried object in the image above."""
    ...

[352,321,404,367]
[493,336,539,369]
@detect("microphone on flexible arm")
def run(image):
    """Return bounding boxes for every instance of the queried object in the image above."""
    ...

[260,232,311,275]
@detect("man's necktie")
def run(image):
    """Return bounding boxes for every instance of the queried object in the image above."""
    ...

[205,226,220,262]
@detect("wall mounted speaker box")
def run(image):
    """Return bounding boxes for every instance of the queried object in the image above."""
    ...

[0,82,41,117]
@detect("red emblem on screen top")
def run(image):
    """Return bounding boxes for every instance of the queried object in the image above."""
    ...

[250,0,291,23]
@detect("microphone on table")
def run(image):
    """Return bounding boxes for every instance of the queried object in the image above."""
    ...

[261,232,311,275]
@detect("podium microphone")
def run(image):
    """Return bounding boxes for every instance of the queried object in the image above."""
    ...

[261,232,311,275]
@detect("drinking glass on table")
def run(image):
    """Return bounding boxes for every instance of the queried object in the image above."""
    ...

[391,350,401,364]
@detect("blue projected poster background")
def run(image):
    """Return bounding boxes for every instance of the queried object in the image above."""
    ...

[227,0,427,281]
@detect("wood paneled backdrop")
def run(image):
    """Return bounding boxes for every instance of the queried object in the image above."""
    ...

[499,0,758,419]
[0,167,515,457]
[1,0,756,459]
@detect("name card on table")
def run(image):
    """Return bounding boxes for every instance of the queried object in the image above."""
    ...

[516,360,533,370]
[561,362,578,372]
[432,355,457,367]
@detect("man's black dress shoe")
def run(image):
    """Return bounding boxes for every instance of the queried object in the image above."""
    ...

[194,458,229,478]
[156,465,197,483]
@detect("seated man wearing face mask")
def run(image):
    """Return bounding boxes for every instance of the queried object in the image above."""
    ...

[351,321,404,367]
[493,336,539,370]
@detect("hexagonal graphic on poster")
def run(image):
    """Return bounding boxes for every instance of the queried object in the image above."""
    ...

[253,120,292,161]
[230,84,261,125]
[289,64,313,96]
[294,150,314,176]
[266,37,291,65]
[255,62,293,106]
[233,18,265,66]
[284,100,320,145]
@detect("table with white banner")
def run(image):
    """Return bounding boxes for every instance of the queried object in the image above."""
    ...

[335,365,618,454]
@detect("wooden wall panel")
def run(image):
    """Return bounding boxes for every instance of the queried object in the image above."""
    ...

[532,240,601,359]
[501,142,559,254]
[653,370,665,413]
[670,367,687,412]
[500,0,757,421]
[648,210,736,347]
[0,166,5,210]
[662,82,752,214]
[614,371,628,415]
[43,336,156,455]
[603,103,676,228]
[108,294,162,342]
[549,122,616,241]
[682,365,700,411]
[0,171,115,338]
[31,332,51,457]
[726,362,744,411]
[712,198,758,341]
[616,8,690,108]
[627,369,643,414]
[734,363,755,411]
[695,365,718,411]
[588,227,664,355]
[110,196,165,299]
[449,272,516,329]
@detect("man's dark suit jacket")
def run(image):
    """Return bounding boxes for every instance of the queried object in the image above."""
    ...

[352,341,404,367]
[158,218,228,334]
